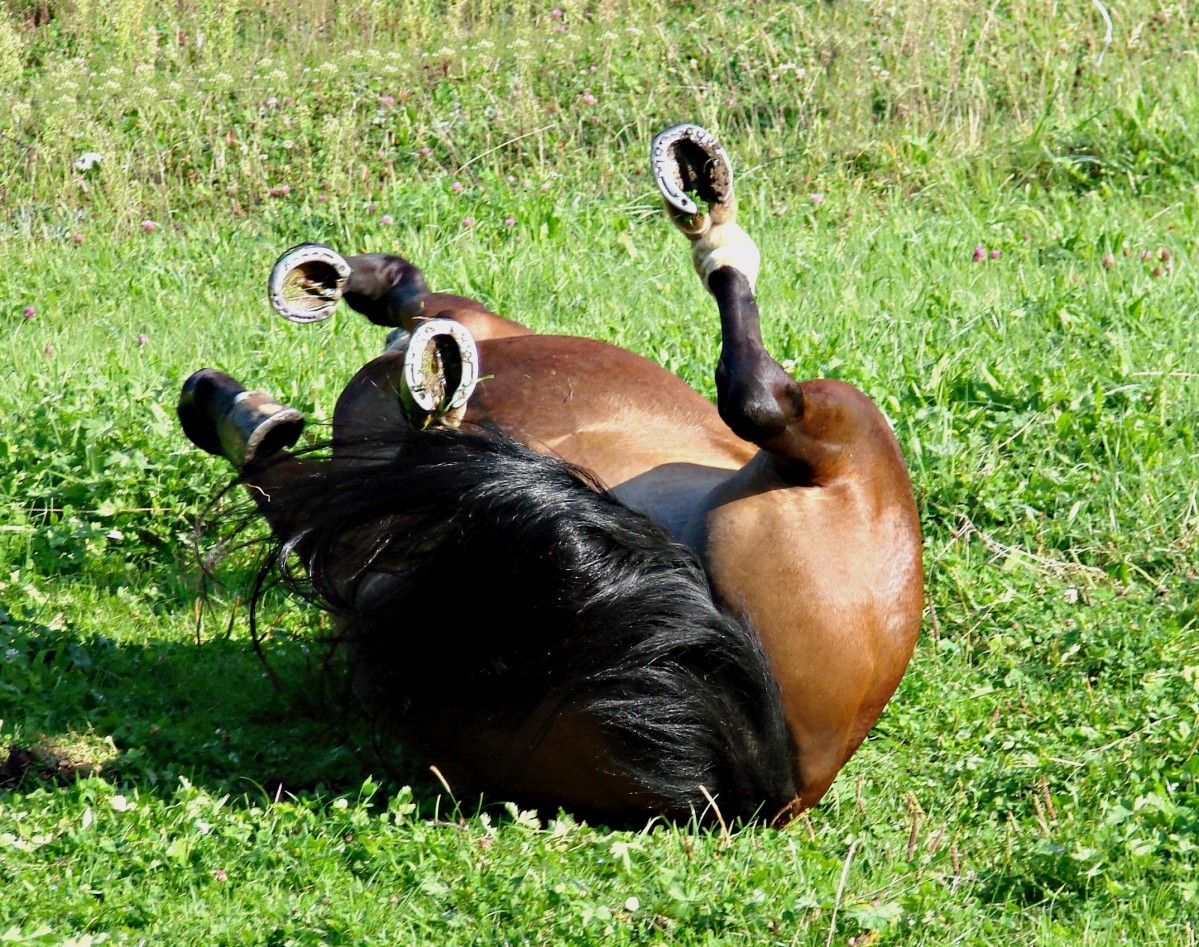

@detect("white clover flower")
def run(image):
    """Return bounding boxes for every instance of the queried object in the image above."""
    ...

[74,152,103,171]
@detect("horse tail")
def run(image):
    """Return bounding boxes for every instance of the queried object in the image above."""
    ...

[246,424,798,822]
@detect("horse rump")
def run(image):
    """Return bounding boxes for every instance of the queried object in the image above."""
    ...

[242,423,798,823]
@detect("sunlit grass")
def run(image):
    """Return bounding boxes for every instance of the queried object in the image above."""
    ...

[1,1,1197,944]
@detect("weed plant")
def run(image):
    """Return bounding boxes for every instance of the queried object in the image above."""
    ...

[0,1,1196,943]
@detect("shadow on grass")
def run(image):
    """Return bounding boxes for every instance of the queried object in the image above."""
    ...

[0,601,434,805]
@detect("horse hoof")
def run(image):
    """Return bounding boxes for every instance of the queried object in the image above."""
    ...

[650,124,734,220]
[268,243,352,324]
[178,368,306,467]
[400,319,479,429]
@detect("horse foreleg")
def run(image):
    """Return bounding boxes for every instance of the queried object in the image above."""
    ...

[177,368,324,544]
[300,248,531,343]
[267,244,532,344]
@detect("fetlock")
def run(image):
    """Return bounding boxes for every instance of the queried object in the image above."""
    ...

[178,369,305,468]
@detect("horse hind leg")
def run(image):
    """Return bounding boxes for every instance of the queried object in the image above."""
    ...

[650,125,798,456]
[652,125,924,811]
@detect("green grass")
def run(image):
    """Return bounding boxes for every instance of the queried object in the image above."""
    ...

[1,1,1198,943]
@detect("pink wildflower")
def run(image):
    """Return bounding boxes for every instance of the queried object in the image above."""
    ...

[381,214,394,225]
[580,91,597,106]
[22,306,35,320]
[972,246,986,262]
[989,249,1001,260]
[462,217,475,228]
[141,219,157,233]
[504,215,516,227]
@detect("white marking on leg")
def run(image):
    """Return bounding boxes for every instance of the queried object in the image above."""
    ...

[692,221,761,292]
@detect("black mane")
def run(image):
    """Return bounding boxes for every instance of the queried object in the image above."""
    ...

[242,423,798,822]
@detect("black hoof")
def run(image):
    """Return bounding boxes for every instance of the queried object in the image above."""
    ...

[650,124,733,217]
[400,319,479,429]
[178,369,305,467]
[267,243,352,324]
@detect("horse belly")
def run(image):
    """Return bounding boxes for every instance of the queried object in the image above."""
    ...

[468,335,753,498]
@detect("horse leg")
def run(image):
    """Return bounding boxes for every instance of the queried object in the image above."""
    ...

[654,126,924,812]
[269,243,533,344]
[342,252,532,341]
[177,368,326,545]
[179,309,481,502]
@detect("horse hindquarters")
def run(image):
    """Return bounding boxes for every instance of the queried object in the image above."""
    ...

[258,423,797,823]
[690,380,924,811]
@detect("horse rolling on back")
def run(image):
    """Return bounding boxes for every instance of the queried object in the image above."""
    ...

[177,125,923,825]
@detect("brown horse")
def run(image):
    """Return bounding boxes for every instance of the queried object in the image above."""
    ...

[178,125,922,824]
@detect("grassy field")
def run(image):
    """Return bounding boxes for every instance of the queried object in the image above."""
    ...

[1,0,1197,943]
